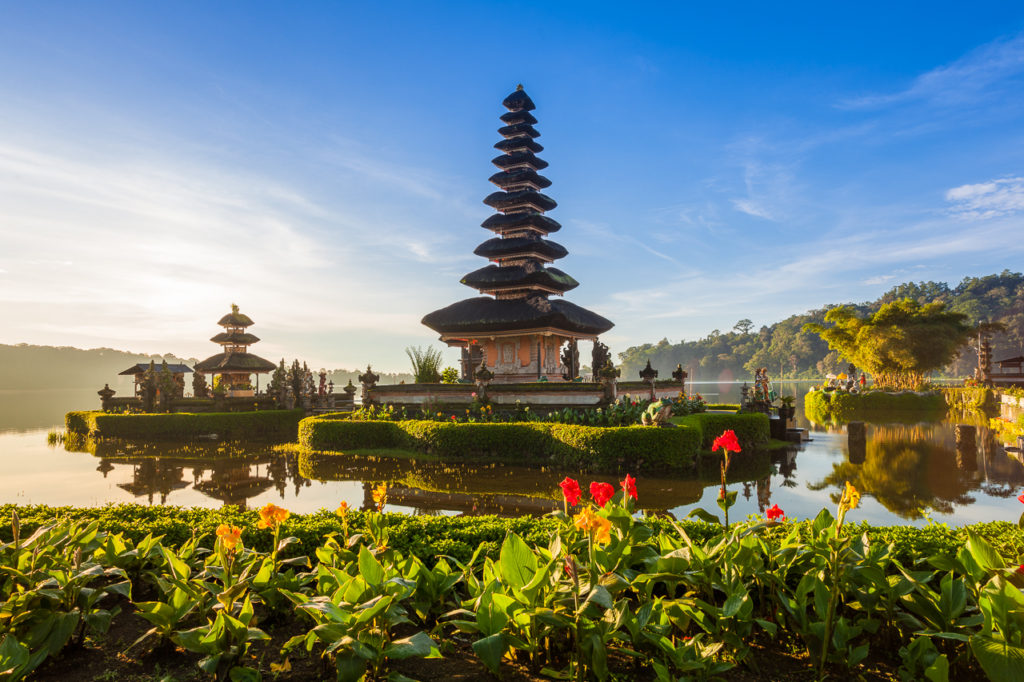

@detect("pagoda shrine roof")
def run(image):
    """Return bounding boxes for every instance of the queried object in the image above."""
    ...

[491,152,548,170]
[217,311,254,327]
[462,264,578,294]
[422,295,613,337]
[500,110,537,125]
[483,189,557,212]
[474,236,568,262]
[502,86,536,111]
[497,122,540,139]
[118,363,193,375]
[422,85,615,341]
[494,137,543,154]
[481,212,561,234]
[488,168,552,190]
[194,352,276,373]
[210,332,261,345]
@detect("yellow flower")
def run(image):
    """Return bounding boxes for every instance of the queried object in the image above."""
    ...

[336,500,349,517]
[842,481,860,511]
[216,524,243,551]
[257,503,289,529]
[372,482,388,512]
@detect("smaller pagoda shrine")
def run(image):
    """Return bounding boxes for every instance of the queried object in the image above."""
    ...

[194,304,276,397]
[117,362,192,398]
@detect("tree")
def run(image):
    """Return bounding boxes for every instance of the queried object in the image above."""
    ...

[192,370,208,399]
[733,319,754,335]
[157,360,175,411]
[288,359,303,398]
[803,298,972,390]
[266,359,287,399]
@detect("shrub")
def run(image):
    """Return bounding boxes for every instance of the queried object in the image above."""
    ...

[804,390,947,424]
[673,412,770,450]
[65,409,304,441]
[299,417,705,472]
[549,423,699,470]
[297,418,405,450]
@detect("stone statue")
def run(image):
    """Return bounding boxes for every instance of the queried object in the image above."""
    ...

[592,341,610,382]
[561,339,579,381]
[641,398,673,427]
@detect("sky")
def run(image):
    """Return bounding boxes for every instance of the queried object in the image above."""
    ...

[1,1,1023,372]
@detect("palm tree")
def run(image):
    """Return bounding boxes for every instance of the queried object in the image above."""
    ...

[406,346,443,383]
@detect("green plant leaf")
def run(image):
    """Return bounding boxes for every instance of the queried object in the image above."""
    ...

[499,532,536,590]
[384,631,436,660]
[472,633,507,675]
[686,508,721,526]
[966,530,1006,573]
[970,635,1024,682]
[358,545,385,587]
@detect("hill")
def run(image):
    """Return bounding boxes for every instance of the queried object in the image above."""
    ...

[618,270,1024,383]
[0,344,415,392]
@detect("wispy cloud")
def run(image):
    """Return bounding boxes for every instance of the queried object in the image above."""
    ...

[945,176,1024,219]
[840,32,1024,110]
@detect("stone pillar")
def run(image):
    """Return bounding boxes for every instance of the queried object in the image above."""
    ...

[672,364,688,396]
[639,360,658,401]
[848,421,866,465]
[97,384,116,411]
[598,363,619,404]
[358,365,379,406]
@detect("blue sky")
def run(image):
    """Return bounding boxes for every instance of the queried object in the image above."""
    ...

[1,2,1023,371]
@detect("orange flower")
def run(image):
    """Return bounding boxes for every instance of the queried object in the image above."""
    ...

[336,500,349,517]
[372,482,388,512]
[257,503,289,529]
[216,524,243,551]
[572,507,612,545]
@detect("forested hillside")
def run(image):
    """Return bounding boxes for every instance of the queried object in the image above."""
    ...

[0,345,197,391]
[618,270,1024,383]
[0,344,414,392]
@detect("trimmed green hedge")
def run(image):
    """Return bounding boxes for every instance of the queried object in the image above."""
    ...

[299,418,701,471]
[298,413,768,472]
[548,423,701,470]
[672,412,770,450]
[804,390,947,424]
[65,409,305,441]
[1,504,1021,569]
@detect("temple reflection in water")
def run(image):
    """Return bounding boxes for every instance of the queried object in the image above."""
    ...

[66,418,1024,523]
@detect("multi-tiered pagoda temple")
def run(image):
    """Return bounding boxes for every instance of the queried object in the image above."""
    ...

[422,86,613,382]
[194,305,276,396]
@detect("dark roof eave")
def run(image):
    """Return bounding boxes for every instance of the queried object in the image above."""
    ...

[422,296,614,337]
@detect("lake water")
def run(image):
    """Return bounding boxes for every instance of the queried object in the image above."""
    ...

[2,384,1022,526]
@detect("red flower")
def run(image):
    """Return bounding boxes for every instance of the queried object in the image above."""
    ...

[1018,492,1024,504]
[1016,564,1024,576]
[450,415,456,421]
[621,473,638,501]
[712,430,741,453]
[590,481,615,507]
[559,477,582,506]
[766,504,784,522]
